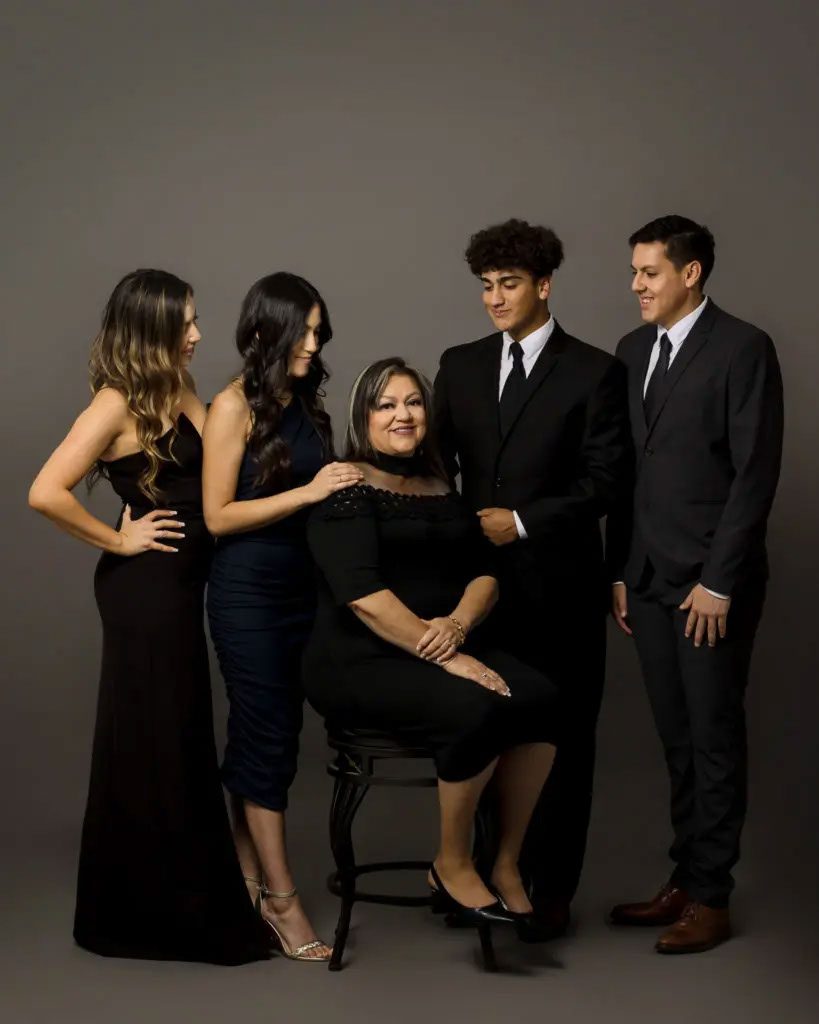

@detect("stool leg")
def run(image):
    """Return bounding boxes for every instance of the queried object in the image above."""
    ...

[329,896,352,972]
[328,763,370,971]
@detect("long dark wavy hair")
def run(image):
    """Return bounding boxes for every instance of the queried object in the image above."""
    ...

[88,268,191,501]
[343,357,447,482]
[237,272,333,488]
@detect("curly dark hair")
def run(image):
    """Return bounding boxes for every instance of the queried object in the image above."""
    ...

[236,272,334,489]
[465,218,564,279]
[629,215,716,285]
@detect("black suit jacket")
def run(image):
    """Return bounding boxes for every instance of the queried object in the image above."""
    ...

[434,323,630,606]
[606,300,784,599]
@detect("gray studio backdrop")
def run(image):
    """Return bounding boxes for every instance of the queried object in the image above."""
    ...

[2,0,817,922]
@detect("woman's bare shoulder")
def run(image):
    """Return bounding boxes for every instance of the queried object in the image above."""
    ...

[86,386,132,430]
[210,379,249,416]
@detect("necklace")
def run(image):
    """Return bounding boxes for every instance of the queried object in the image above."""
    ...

[369,449,423,478]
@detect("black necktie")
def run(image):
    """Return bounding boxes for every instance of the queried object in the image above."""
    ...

[499,341,527,434]
[643,332,672,425]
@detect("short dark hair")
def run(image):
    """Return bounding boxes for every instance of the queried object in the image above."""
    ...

[465,218,564,279]
[343,357,447,482]
[629,215,716,286]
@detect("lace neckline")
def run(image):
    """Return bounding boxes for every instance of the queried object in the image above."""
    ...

[354,482,453,501]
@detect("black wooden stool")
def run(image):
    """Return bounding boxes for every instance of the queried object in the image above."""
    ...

[325,725,497,971]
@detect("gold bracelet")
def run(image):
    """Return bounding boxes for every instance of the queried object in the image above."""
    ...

[448,615,466,646]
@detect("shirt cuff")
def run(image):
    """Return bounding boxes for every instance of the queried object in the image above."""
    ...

[512,510,528,540]
[702,586,730,600]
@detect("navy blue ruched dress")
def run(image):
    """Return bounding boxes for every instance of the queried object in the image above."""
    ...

[207,399,325,811]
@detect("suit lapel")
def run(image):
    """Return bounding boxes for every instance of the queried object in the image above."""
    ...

[498,322,569,448]
[631,329,654,445]
[645,299,718,438]
[476,334,504,454]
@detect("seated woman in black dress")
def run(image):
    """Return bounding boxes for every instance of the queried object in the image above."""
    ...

[303,358,559,928]
[28,270,267,964]
[203,273,362,961]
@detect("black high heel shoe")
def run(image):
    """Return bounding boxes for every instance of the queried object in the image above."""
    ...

[429,864,512,972]
[428,864,515,926]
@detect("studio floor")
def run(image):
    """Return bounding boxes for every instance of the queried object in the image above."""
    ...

[3,712,817,1024]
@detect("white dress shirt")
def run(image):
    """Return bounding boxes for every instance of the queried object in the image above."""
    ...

[625,296,728,599]
[642,296,709,394]
[499,317,556,397]
[498,318,555,539]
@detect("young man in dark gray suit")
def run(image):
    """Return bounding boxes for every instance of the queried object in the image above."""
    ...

[434,219,630,938]
[607,215,783,953]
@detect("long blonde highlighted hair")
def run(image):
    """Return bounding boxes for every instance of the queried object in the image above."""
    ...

[88,269,191,502]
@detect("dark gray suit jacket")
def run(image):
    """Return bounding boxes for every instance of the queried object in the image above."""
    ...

[434,323,630,607]
[606,299,784,599]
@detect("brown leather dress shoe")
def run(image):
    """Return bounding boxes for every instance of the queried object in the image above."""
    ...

[609,883,689,926]
[655,902,731,954]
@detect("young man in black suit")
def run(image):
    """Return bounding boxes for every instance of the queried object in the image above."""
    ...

[607,215,783,953]
[434,219,630,938]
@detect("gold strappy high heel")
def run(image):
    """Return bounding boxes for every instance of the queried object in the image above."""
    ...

[247,879,332,962]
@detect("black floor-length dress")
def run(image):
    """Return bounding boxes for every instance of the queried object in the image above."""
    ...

[73,413,268,964]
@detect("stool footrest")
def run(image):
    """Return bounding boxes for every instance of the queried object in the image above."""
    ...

[328,861,433,907]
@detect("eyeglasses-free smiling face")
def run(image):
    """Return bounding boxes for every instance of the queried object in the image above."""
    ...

[631,241,703,329]
[287,303,322,378]
[480,268,551,341]
[367,373,427,457]
[179,299,201,366]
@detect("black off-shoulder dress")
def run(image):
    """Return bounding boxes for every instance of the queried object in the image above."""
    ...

[302,485,559,782]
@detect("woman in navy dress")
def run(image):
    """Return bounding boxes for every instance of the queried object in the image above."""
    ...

[203,273,362,961]
[29,270,267,964]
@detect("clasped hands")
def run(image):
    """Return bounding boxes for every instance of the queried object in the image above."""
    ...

[416,616,511,697]
[416,616,462,662]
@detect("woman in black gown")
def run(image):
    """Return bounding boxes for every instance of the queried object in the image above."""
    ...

[303,358,559,933]
[203,273,361,961]
[29,270,267,964]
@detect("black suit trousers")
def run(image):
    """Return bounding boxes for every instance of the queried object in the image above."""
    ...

[626,580,765,906]
[491,550,607,909]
